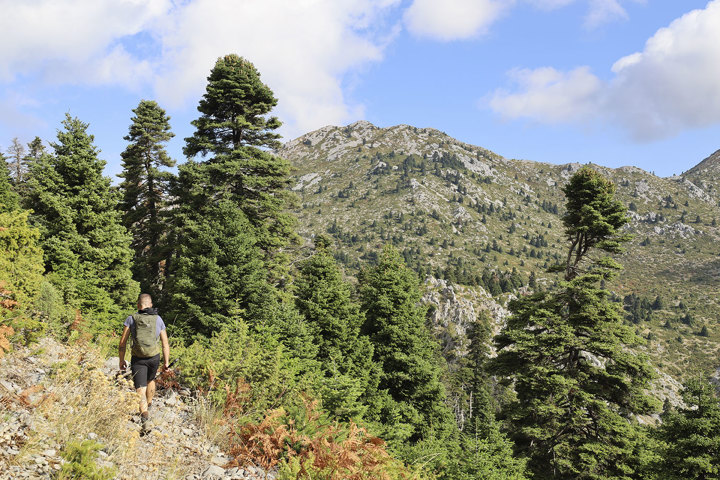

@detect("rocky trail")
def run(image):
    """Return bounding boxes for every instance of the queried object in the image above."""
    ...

[0,337,276,480]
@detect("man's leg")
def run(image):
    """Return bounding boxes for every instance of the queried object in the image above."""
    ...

[130,358,150,415]
[144,354,160,410]
[146,380,156,408]
[136,386,148,414]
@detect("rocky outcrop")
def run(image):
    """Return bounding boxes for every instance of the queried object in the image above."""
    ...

[423,277,509,357]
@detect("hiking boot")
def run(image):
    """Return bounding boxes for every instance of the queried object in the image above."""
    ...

[140,411,150,436]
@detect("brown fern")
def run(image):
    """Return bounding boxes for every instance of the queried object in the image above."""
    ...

[0,324,14,359]
[156,368,180,390]
[226,394,414,480]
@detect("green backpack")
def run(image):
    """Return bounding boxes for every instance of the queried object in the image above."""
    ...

[131,313,161,358]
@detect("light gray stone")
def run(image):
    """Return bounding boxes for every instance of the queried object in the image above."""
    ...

[202,465,225,478]
[104,357,120,372]
[0,379,19,393]
[210,454,231,466]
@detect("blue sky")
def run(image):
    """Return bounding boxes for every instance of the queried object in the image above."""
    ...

[1,0,718,179]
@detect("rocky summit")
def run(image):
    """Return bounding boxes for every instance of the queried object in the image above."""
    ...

[280,121,720,381]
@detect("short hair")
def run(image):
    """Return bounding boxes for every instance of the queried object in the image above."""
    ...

[137,293,153,308]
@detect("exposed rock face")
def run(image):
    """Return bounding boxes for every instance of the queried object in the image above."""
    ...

[423,276,509,357]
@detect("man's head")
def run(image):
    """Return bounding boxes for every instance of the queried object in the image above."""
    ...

[137,293,153,310]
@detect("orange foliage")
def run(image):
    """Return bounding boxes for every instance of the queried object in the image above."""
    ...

[69,309,84,331]
[226,393,407,480]
[0,283,18,311]
[0,283,17,359]
[156,368,180,391]
[0,324,14,358]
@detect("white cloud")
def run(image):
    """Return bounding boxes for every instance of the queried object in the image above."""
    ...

[608,0,720,139]
[489,0,720,140]
[153,0,401,137]
[489,67,603,123]
[401,0,640,42]
[0,0,402,138]
[526,0,642,28]
[403,0,511,41]
[584,0,628,29]
[0,0,170,87]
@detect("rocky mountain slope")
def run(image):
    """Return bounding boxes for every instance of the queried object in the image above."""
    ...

[279,121,720,379]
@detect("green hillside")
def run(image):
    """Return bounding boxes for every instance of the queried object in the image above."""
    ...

[280,121,720,380]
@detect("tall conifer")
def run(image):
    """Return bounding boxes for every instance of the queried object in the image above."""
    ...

[25,115,137,318]
[167,54,301,340]
[491,167,656,479]
[0,155,19,213]
[359,246,454,443]
[181,54,295,256]
[295,241,378,420]
[657,377,720,479]
[118,100,175,298]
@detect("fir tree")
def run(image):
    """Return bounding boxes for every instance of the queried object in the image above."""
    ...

[5,138,26,184]
[295,240,378,420]
[657,377,720,479]
[0,210,44,305]
[450,421,528,480]
[491,167,657,479]
[0,155,19,213]
[25,115,137,319]
[182,54,295,256]
[359,246,455,443]
[17,137,47,199]
[166,198,269,336]
[25,136,46,160]
[118,100,175,299]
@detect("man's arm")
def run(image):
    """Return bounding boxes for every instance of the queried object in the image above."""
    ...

[160,329,170,370]
[119,326,131,370]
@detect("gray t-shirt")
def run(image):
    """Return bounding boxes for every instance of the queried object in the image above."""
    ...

[124,314,166,339]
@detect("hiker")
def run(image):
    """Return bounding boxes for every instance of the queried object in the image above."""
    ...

[118,293,170,424]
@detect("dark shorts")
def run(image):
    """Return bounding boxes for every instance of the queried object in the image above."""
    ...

[130,354,160,389]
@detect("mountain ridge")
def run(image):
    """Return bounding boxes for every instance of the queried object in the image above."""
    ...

[279,120,720,381]
[285,120,716,179]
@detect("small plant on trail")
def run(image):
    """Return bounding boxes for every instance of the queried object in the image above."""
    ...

[57,439,116,480]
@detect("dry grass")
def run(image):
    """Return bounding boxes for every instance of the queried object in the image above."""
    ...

[22,341,139,467]
[189,393,231,450]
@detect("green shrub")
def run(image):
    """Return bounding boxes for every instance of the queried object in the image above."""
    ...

[174,318,312,416]
[57,439,115,480]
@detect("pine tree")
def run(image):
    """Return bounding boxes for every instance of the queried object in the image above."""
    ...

[657,378,720,479]
[0,210,44,305]
[118,100,175,299]
[294,240,378,420]
[25,137,46,160]
[450,421,528,480]
[182,54,295,256]
[0,155,19,213]
[16,137,47,200]
[5,138,26,184]
[25,115,137,319]
[166,198,270,335]
[359,245,455,443]
[491,167,657,479]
